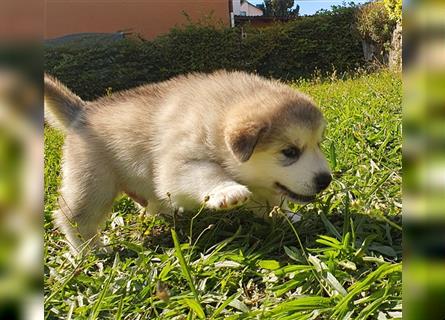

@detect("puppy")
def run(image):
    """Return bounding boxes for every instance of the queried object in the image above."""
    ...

[44,71,331,253]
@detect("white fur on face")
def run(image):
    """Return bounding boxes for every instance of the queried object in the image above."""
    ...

[234,124,331,202]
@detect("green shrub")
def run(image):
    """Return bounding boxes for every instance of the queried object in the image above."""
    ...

[245,6,363,79]
[45,6,364,100]
[45,40,166,100]
[356,1,396,57]
[383,0,402,22]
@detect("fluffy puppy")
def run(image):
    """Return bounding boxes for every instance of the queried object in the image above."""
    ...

[44,71,331,252]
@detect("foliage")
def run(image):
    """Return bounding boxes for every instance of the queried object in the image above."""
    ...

[294,4,300,17]
[383,0,402,22]
[356,1,396,55]
[45,6,363,100]
[262,0,299,17]
[244,6,363,81]
[45,70,402,319]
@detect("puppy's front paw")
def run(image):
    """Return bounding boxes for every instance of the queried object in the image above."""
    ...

[206,183,251,210]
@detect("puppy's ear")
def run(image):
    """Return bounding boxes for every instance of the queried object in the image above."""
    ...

[225,122,270,162]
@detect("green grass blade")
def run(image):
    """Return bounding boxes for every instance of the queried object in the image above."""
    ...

[115,276,131,320]
[273,278,305,297]
[264,296,333,316]
[183,298,205,319]
[320,212,342,240]
[329,141,337,170]
[332,263,401,318]
[365,171,392,198]
[171,229,203,310]
[210,292,241,319]
[44,252,90,305]
[258,259,281,270]
[89,253,119,320]
[356,287,390,320]
[114,294,125,320]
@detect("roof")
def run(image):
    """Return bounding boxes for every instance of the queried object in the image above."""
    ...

[241,0,264,12]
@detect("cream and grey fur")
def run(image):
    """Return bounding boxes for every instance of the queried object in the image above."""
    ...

[45,71,332,253]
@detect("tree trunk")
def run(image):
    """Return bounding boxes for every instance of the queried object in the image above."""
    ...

[389,22,402,72]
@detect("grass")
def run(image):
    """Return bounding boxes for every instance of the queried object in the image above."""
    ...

[44,70,402,319]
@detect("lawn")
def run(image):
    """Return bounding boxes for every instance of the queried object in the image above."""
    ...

[44,70,402,319]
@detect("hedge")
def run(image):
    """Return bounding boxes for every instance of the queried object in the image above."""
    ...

[45,6,364,100]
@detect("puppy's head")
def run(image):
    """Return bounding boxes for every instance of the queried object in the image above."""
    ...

[225,92,332,204]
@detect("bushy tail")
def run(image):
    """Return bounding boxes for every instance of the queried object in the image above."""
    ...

[44,74,85,131]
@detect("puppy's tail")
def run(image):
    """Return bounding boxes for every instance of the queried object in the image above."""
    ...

[44,74,85,131]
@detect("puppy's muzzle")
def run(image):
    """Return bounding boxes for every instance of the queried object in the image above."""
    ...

[314,172,332,193]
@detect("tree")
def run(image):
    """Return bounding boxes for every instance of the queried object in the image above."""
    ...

[262,0,298,18]
[272,0,294,17]
[383,0,402,22]
[256,3,272,16]
[293,4,300,17]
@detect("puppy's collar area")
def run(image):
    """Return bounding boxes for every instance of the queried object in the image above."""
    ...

[274,182,316,203]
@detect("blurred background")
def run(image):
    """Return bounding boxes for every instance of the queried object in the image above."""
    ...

[0,0,444,318]
[403,0,445,319]
[0,0,43,319]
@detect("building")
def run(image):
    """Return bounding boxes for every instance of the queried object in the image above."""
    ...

[45,0,269,41]
[231,0,263,17]
[0,0,42,40]
[45,0,231,40]
[233,1,299,29]
[229,0,263,26]
[239,1,264,16]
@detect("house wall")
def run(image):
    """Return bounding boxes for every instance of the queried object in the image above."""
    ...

[45,0,230,40]
[0,0,43,40]
[232,0,241,15]
[240,1,263,16]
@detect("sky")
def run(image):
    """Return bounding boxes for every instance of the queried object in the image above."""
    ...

[248,0,368,16]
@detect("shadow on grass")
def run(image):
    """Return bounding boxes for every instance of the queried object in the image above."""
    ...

[110,202,402,265]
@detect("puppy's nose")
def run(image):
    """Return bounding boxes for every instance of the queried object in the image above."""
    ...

[314,172,332,192]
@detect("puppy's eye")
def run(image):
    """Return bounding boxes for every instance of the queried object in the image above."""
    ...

[281,147,301,159]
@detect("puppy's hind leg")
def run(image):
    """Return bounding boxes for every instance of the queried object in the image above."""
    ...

[54,158,117,254]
